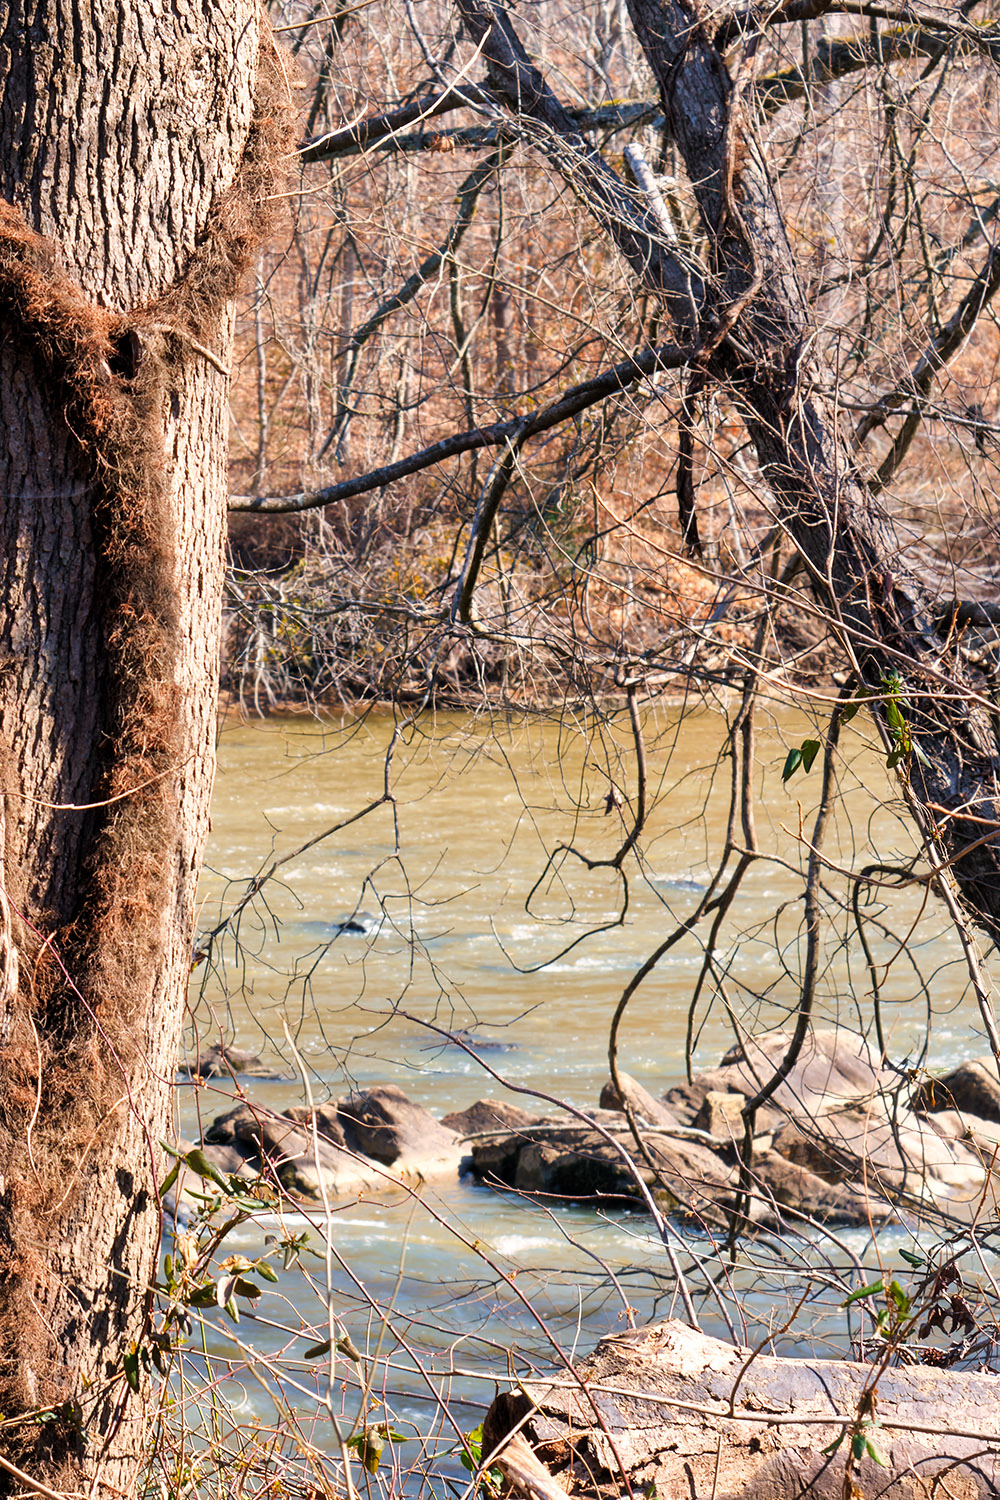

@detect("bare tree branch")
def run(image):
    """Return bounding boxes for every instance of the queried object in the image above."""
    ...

[757,27,956,112]
[454,0,705,335]
[230,338,694,515]
[855,241,1000,490]
[858,241,1000,440]
[321,148,509,460]
[299,96,662,162]
[299,84,492,163]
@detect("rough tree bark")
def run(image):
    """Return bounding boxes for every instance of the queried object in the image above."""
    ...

[0,4,286,1494]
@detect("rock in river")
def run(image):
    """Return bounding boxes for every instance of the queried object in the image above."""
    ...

[197,1087,464,1204]
[177,1040,279,1080]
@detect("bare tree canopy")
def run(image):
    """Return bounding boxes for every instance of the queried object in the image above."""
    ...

[231,0,1000,959]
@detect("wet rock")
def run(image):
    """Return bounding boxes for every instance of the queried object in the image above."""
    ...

[284,1102,350,1148]
[915,1057,1000,1123]
[694,1089,746,1140]
[440,1098,546,1136]
[203,1102,261,1145]
[599,1072,681,1129]
[338,1085,459,1164]
[771,1105,987,1204]
[197,1141,260,1178]
[470,1129,540,1186]
[205,1088,466,1201]
[925,1107,1000,1163]
[178,1041,278,1079]
[749,1149,891,1227]
[435,1028,516,1054]
[471,1123,745,1223]
[332,910,381,936]
[511,1132,640,1202]
[289,913,382,940]
[467,1091,886,1227]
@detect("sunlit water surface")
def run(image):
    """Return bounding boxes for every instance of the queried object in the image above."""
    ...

[167,701,994,1477]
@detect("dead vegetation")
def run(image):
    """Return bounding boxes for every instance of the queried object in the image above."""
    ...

[223,1,1000,712]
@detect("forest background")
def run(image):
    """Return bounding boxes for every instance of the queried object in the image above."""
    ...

[226,0,1000,722]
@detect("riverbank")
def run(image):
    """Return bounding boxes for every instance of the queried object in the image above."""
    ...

[220,512,838,713]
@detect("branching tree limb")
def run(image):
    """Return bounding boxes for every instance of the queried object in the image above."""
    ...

[857,240,1000,490]
[320,147,510,460]
[230,338,694,514]
[454,0,706,334]
[300,95,661,161]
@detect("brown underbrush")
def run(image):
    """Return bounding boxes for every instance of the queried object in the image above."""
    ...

[220,0,1000,709]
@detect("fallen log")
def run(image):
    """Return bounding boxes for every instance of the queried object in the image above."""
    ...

[482,1319,1000,1499]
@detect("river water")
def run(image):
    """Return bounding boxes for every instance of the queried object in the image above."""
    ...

[170,700,991,1487]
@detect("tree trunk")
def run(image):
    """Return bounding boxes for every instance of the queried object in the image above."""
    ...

[623,0,1000,942]
[0,4,285,1493]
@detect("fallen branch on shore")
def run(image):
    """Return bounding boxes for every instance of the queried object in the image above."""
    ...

[482,1319,1000,1499]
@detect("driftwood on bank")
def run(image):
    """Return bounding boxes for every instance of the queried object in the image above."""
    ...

[483,1319,1000,1500]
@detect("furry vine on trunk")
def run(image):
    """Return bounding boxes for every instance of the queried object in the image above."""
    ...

[0,5,288,1495]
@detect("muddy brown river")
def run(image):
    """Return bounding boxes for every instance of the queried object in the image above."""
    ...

[171,699,991,1479]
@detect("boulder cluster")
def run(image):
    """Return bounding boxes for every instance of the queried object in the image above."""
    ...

[170,1031,1000,1229]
